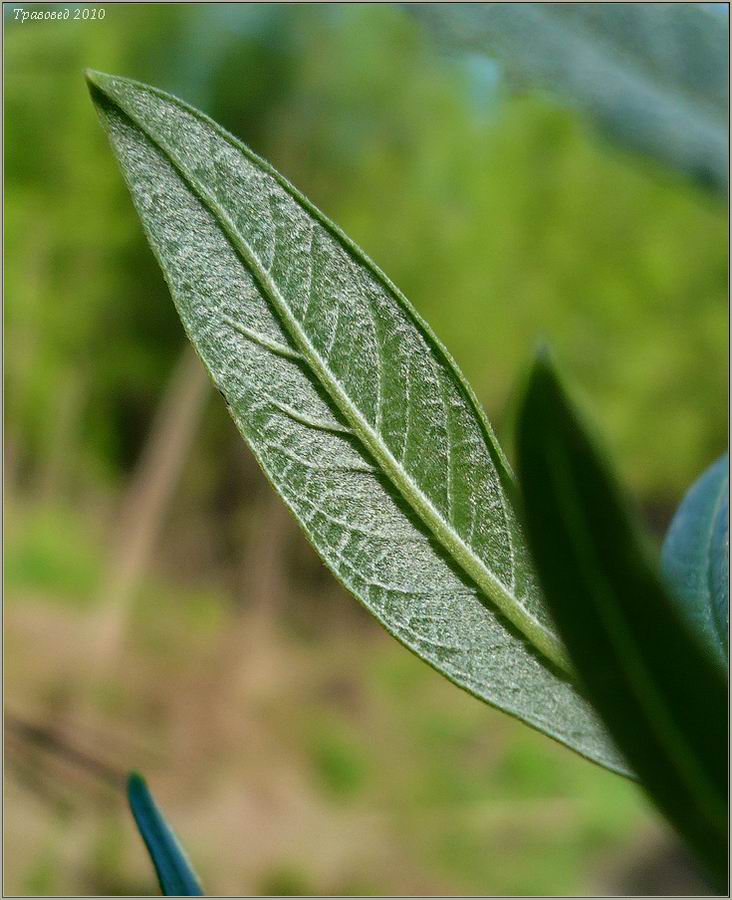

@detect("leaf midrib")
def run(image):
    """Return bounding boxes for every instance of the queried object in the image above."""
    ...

[97,77,572,676]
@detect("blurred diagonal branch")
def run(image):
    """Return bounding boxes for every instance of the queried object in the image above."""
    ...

[89,346,209,667]
[6,712,127,790]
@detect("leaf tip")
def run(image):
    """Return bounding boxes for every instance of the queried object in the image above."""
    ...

[84,67,107,87]
[84,69,121,108]
[531,339,559,375]
[521,344,563,417]
[127,771,149,813]
[127,770,146,792]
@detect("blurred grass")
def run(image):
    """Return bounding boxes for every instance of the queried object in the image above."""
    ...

[5,498,665,897]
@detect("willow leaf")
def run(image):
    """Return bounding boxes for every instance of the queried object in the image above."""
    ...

[516,355,727,890]
[87,70,626,774]
[662,454,729,664]
[128,773,204,896]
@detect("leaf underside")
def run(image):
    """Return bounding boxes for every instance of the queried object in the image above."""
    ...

[88,70,627,775]
[127,773,204,896]
[517,357,728,891]
[662,454,729,664]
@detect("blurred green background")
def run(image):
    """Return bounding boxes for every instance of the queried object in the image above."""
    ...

[4,3,727,896]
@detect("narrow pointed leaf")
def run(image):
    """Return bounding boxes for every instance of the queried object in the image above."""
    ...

[662,454,729,663]
[516,355,728,891]
[127,773,204,896]
[87,71,627,774]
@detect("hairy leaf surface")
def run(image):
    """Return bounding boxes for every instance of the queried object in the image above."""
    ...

[662,454,729,664]
[128,773,204,896]
[88,71,626,773]
[413,3,728,191]
[517,355,727,890]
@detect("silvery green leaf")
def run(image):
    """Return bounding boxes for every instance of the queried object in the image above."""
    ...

[87,71,627,775]
[412,3,728,191]
[662,454,729,664]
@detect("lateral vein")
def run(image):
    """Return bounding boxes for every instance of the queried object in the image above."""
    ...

[110,87,572,677]
[223,315,303,361]
[271,400,352,436]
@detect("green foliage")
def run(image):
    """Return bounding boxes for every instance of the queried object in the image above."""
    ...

[87,70,628,775]
[662,454,729,663]
[516,354,727,891]
[5,505,103,605]
[5,5,726,502]
[127,773,204,896]
[4,5,187,488]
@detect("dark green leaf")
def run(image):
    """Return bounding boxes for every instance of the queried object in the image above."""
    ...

[412,3,728,191]
[662,454,729,663]
[516,354,728,891]
[127,772,204,897]
[86,70,626,774]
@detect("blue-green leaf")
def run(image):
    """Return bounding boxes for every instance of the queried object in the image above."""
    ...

[662,454,729,663]
[127,772,204,896]
[516,354,727,892]
[412,3,728,191]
